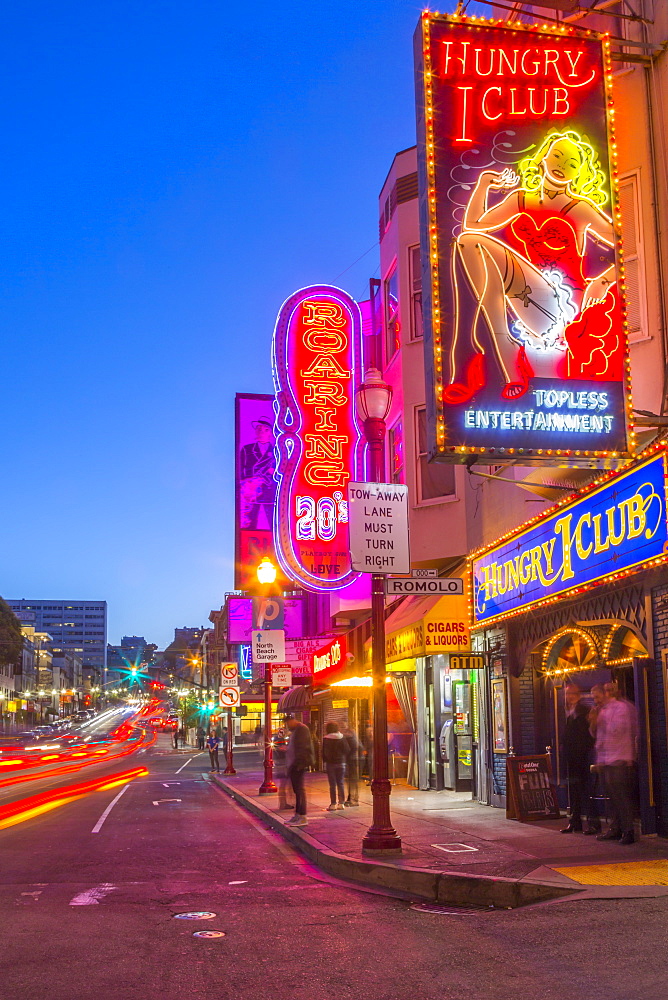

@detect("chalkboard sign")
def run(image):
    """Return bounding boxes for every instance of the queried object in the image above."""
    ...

[506,754,561,822]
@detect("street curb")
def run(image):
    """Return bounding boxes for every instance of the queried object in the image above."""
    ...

[211,775,578,909]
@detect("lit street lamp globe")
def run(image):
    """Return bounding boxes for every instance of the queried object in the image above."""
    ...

[256,557,277,585]
[355,367,392,424]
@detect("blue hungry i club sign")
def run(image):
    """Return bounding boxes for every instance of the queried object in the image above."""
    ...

[472,452,668,625]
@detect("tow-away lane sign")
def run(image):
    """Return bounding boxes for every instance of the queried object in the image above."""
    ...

[348,482,410,574]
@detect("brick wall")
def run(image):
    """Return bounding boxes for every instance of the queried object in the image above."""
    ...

[492,753,506,797]
[517,667,536,755]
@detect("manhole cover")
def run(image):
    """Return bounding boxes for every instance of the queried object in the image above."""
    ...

[173,911,216,920]
[193,930,226,939]
[411,902,489,915]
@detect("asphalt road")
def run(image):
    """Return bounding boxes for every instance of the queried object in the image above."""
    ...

[0,707,150,809]
[2,732,667,1000]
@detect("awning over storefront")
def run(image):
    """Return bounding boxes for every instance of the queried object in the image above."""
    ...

[365,592,471,664]
[277,685,312,712]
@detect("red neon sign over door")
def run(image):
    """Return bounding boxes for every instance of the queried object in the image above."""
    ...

[273,285,363,591]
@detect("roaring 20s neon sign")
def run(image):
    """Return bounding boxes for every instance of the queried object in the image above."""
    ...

[415,14,633,464]
[273,285,363,591]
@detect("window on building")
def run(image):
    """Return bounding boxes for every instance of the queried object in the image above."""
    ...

[619,172,647,343]
[416,407,456,502]
[388,421,404,484]
[384,265,400,362]
[409,245,423,340]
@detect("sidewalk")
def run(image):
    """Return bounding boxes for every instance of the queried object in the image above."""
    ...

[211,758,668,908]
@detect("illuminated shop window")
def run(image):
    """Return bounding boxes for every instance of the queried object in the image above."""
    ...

[619,172,647,343]
[409,245,423,341]
[389,421,404,484]
[384,265,400,361]
[416,407,455,502]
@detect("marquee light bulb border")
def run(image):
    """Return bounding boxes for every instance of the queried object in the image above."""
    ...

[467,440,668,631]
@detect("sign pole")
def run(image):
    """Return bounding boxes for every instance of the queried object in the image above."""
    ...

[224,709,236,775]
[361,407,402,854]
[258,663,276,794]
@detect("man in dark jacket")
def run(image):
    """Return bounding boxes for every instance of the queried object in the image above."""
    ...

[342,725,360,806]
[285,715,314,827]
[561,683,599,834]
[322,723,348,810]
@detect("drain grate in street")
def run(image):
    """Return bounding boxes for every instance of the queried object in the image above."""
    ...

[193,930,226,939]
[411,902,490,915]
[173,911,216,920]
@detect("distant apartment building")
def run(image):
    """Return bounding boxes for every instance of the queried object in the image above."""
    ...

[7,600,107,679]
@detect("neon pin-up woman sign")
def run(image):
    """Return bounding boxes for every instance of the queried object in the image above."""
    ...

[415,14,633,464]
[272,285,363,591]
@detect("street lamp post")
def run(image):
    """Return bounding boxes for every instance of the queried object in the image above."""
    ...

[257,557,278,795]
[224,709,236,774]
[355,368,402,854]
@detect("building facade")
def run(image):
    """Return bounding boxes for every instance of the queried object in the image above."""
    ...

[321,1,668,806]
[7,600,107,680]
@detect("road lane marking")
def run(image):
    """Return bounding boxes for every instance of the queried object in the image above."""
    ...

[69,883,117,906]
[152,798,182,805]
[91,784,129,833]
[175,756,199,774]
[162,782,181,787]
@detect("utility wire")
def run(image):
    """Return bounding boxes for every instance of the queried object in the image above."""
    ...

[332,242,379,283]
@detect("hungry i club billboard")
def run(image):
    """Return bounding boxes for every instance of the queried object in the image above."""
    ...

[414,13,633,464]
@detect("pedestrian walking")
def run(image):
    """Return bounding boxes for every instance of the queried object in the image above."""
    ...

[560,683,599,835]
[342,724,360,806]
[173,726,180,750]
[322,722,347,811]
[284,715,314,827]
[207,731,221,773]
[592,682,638,844]
[254,724,263,747]
[196,725,205,751]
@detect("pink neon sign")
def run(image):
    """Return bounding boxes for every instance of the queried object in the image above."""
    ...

[273,285,363,591]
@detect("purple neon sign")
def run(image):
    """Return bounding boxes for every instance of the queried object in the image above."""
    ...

[272,284,363,592]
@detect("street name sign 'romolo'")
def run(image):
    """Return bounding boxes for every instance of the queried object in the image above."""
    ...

[347,482,410,574]
[385,577,464,596]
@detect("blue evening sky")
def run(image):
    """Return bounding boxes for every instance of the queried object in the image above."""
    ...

[2,1,485,648]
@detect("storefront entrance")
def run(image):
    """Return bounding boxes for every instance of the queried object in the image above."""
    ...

[530,624,654,832]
